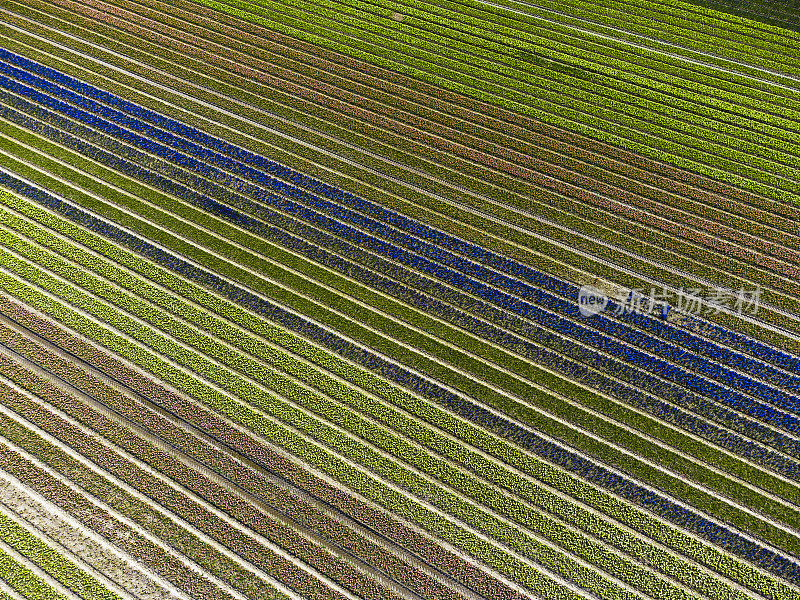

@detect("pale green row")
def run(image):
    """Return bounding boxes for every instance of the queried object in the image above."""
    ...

[200,0,800,184]
[424,0,800,84]
[328,0,800,128]
[0,536,67,600]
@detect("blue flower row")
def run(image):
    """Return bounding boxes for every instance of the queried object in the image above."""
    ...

[1,47,797,381]
[1,56,798,442]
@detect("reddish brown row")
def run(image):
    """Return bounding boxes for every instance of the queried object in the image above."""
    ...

[0,295,521,600]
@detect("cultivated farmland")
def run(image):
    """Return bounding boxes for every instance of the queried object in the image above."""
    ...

[0,1,797,599]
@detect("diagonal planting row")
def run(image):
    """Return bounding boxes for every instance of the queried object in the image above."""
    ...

[0,234,597,595]
[1,7,800,580]
[475,0,800,57]
[102,0,800,151]
[388,0,800,92]
[0,1,799,598]
[1,1,800,356]
[23,0,800,304]
[0,534,71,600]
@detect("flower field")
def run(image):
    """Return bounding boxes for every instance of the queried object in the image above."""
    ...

[0,0,797,598]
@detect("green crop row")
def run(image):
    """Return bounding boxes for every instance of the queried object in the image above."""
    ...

[69,0,794,290]
[626,1,797,50]
[0,190,797,600]
[15,0,543,207]
[1,121,798,559]
[3,193,785,600]
[2,187,792,599]
[516,0,800,73]
[0,200,743,600]
[410,0,800,122]
[0,507,122,600]
[2,18,795,355]
[419,0,800,124]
